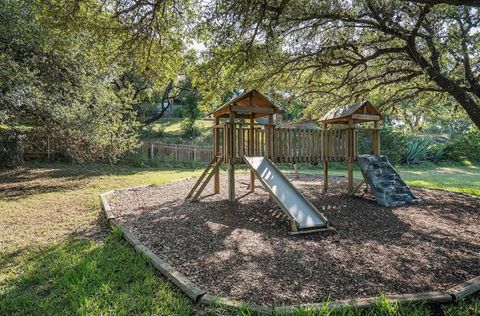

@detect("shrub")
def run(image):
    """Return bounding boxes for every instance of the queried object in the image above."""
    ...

[380,126,407,165]
[430,145,446,164]
[444,129,480,162]
[0,129,22,167]
[140,125,165,139]
[181,119,201,139]
[118,149,149,167]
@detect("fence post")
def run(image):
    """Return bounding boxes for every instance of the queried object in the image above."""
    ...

[193,146,197,162]
[149,142,154,160]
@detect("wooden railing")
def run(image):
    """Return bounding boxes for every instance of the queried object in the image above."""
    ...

[217,123,364,164]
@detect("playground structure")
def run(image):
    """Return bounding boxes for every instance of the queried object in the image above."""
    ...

[188,89,419,233]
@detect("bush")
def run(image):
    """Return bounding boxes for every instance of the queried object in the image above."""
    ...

[444,129,480,162]
[140,125,165,139]
[118,149,149,167]
[181,119,200,139]
[0,129,22,167]
[380,126,407,165]
[429,145,446,164]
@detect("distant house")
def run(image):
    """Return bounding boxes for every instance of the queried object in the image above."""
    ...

[147,98,184,118]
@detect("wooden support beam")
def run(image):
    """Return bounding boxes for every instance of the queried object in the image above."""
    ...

[267,114,273,159]
[228,163,235,202]
[192,157,224,201]
[323,161,328,192]
[348,160,354,194]
[228,111,236,201]
[351,180,365,195]
[348,119,354,194]
[213,117,220,194]
[248,114,255,192]
[187,156,216,199]
[373,121,380,155]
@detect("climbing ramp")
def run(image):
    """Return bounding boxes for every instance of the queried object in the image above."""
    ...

[244,156,333,234]
[357,155,421,207]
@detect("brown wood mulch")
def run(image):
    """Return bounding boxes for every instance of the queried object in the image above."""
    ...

[107,173,480,305]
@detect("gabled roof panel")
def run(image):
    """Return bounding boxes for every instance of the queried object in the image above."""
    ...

[211,89,281,119]
[319,100,382,124]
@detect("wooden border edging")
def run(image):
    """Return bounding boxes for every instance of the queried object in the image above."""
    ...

[100,186,206,302]
[200,293,273,315]
[100,186,480,314]
[133,243,205,301]
[274,291,453,314]
[100,190,116,220]
[447,276,480,302]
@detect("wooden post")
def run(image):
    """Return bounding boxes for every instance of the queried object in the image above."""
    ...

[372,121,380,155]
[347,119,354,194]
[293,163,299,178]
[323,161,328,192]
[213,117,220,194]
[323,123,328,192]
[228,111,236,202]
[248,114,255,192]
[266,114,273,159]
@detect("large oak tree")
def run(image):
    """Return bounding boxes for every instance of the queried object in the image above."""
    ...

[197,0,480,129]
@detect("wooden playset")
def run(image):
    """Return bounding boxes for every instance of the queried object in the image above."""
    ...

[188,89,418,234]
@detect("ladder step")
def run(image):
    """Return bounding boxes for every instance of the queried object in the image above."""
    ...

[186,156,219,199]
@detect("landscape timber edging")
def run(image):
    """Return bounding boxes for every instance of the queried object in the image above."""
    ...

[447,276,480,302]
[100,186,206,302]
[199,293,274,315]
[100,185,480,314]
[273,291,453,314]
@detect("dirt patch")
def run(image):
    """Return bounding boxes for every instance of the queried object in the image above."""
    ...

[107,173,480,305]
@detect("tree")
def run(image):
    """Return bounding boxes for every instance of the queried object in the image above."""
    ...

[0,0,192,162]
[0,0,140,162]
[197,1,480,129]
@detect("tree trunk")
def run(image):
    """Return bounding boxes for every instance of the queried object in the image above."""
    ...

[405,42,480,130]
[447,88,480,130]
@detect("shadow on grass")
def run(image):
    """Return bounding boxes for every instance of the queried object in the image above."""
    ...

[0,235,192,316]
[0,162,201,201]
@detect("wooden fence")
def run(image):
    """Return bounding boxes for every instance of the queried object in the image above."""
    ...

[141,142,212,162]
[1,136,213,163]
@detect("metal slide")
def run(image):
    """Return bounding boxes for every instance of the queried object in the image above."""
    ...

[244,156,333,233]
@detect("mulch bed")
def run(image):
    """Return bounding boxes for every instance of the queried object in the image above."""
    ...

[107,173,480,305]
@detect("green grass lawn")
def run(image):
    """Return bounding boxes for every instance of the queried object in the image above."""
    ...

[280,162,480,197]
[142,118,213,145]
[0,162,478,315]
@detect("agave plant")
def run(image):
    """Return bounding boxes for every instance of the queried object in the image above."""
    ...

[402,138,431,164]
